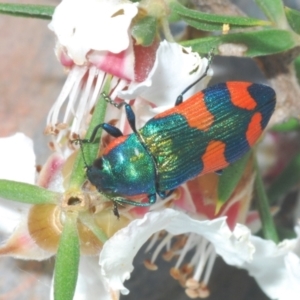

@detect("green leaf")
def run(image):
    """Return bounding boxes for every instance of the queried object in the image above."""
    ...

[271,118,300,132]
[0,179,59,204]
[182,29,298,57]
[54,212,80,300]
[79,211,108,243]
[216,152,251,212]
[267,152,300,204]
[254,159,279,243]
[285,6,300,34]
[69,78,112,189]
[254,0,288,28]
[294,55,300,84]
[170,1,270,32]
[0,3,54,20]
[131,16,157,46]
[180,18,230,32]
[277,226,297,240]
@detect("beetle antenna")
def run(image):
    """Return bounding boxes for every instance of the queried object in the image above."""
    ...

[102,92,126,109]
[175,49,214,105]
[73,138,89,169]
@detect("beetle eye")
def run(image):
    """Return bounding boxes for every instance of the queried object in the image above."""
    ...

[93,157,104,170]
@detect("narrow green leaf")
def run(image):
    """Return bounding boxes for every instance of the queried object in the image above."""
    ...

[285,6,300,34]
[254,0,288,28]
[181,18,226,31]
[217,152,251,207]
[170,1,270,32]
[69,77,112,189]
[271,118,300,132]
[79,212,108,243]
[0,179,59,204]
[54,212,80,300]
[182,29,297,57]
[254,159,279,243]
[131,16,157,46]
[277,226,296,240]
[267,152,300,204]
[0,3,54,20]
[294,55,300,84]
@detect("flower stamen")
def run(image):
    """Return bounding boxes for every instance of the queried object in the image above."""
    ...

[46,66,88,133]
[174,233,197,268]
[145,230,217,299]
[149,232,173,264]
[193,239,210,281]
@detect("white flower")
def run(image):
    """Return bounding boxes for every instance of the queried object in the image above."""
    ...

[0,133,35,183]
[46,0,142,145]
[0,133,35,235]
[49,0,138,65]
[99,209,254,295]
[284,252,300,298]
[98,210,300,300]
[241,227,300,300]
[120,40,212,117]
[0,133,59,260]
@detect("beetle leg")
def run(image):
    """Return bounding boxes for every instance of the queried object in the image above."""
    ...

[102,123,123,138]
[158,190,174,199]
[79,123,123,144]
[107,196,154,218]
[101,92,138,133]
[175,49,214,106]
[215,169,223,175]
[113,202,120,219]
[148,193,157,204]
[124,104,138,133]
[113,196,153,206]
[102,92,126,109]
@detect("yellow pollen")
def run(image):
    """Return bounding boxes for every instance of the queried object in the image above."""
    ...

[56,122,68,130]
[162,250,174,261]
[185,288,199,299]
[143,259,158,271]
[186,278,199,289]
[222,23,230,34]
[170,267,181,280]
[172,235,188,251]
[181,264,193,276]
[198,282,210,298]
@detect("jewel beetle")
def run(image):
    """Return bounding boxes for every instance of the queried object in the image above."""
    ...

[77,65,276,210]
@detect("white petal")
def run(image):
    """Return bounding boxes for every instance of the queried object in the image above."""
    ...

[49,0,138,65]
[119,40,212,109]
[0,218,53,260]
[0,199,29,234]
[0,133,35,234]
[99,209,253,295]
[0,132,35,183]
[76,257,120,300]
[241,235,298,300]
[282,252,300,299]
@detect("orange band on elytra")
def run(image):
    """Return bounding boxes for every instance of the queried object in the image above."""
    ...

[246,112,262,147]
[201,140,229,174]
[226,82,257,110]
[103,135,128,155]
[156,92,214,131]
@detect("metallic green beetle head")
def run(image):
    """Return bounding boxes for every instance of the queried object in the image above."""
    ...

[86,134,156,197]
